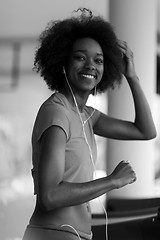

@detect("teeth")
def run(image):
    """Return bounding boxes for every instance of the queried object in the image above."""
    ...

[82,74,95,79]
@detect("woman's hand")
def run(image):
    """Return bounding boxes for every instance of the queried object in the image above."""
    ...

[110,160,137,189]
[119,40,137,79]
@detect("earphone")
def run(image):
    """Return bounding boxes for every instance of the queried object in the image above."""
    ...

[63,66,96,125]
[63,66,66,75]
[62,66,108,240]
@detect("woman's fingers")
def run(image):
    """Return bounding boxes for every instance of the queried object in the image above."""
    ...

[118,40,137,78]
[112,160,137,188]
[118,40,134,60]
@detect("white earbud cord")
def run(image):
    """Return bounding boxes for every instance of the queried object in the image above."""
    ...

[61,224,81,240]
[71,91,108,240]
[63,68,108,240]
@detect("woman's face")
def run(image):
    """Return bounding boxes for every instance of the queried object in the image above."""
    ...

[66,38,104,94]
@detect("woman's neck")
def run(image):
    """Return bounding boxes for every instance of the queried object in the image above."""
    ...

[60,88,90,113]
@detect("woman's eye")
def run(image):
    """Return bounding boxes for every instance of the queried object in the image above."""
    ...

[75,55,85,61]
[96,58,104,64]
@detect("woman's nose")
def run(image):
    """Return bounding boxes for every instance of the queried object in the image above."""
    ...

[84,60,95,70]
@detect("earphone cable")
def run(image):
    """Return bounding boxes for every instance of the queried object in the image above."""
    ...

[63,67,108,240]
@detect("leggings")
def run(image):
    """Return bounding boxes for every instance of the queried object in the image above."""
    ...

[22,226,92,240]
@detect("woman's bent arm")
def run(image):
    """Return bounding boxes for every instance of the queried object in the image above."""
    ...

[38,126,136,211]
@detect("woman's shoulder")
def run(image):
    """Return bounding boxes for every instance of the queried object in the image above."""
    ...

[39,93,71,118]
[33,93,72,141]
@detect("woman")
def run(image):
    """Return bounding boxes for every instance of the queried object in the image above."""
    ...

[22,8,156,240]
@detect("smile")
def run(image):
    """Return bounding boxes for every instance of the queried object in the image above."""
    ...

[81,74,96,79]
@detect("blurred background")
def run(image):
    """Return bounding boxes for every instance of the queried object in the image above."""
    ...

[0,0,160,239]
